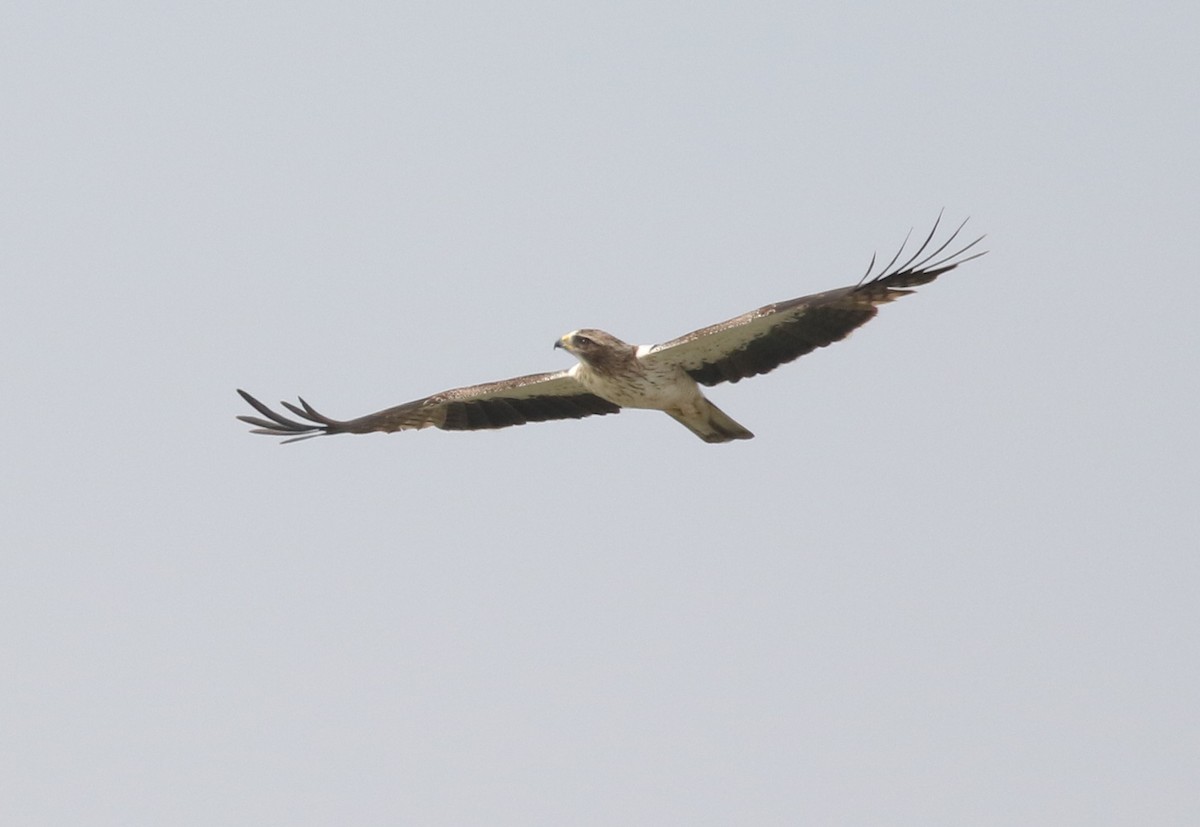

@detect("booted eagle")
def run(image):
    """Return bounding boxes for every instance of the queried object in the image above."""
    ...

[238,217,984,444]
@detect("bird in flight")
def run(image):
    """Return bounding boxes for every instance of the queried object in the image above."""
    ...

[238,216,984,444]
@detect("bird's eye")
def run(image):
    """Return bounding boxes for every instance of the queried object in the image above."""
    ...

[575,335,592,347]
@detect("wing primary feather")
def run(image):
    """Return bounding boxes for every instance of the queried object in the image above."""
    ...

[278,399,308,420]
[279,432,327,445]
[238,415,294,431]
[279,397,339,426]
[236,390,313,432]
[872,224,914,284]
[918,230,987,273]
[904,214,968,273]
[891,210,945,275]
[867,214,986,285]
[296,396,339,425]
[237,389,294,425]
[856,250,879,287]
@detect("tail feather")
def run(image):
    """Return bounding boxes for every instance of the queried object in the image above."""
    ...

[667,399,754,444]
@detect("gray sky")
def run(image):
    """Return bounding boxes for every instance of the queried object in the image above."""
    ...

[4,2,1197,825]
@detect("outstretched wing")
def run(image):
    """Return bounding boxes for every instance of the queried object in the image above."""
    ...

[237,370,621,443]
[641,215,985,386]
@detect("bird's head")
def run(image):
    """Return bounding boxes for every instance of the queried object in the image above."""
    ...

[554,329,632,367]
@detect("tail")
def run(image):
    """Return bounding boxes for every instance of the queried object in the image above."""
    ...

[667,400,755,444]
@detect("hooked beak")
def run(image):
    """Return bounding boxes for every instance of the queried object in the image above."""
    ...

[554,335,569,351]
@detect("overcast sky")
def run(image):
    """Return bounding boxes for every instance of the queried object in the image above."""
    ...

[3,2,1198,825]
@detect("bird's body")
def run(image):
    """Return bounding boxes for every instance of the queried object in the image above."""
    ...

[560,330,753,442]
[237,216,984,444]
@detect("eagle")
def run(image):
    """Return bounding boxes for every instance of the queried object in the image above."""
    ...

[237,217,984,444]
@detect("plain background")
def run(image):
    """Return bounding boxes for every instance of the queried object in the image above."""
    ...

[3,2,1197,825]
